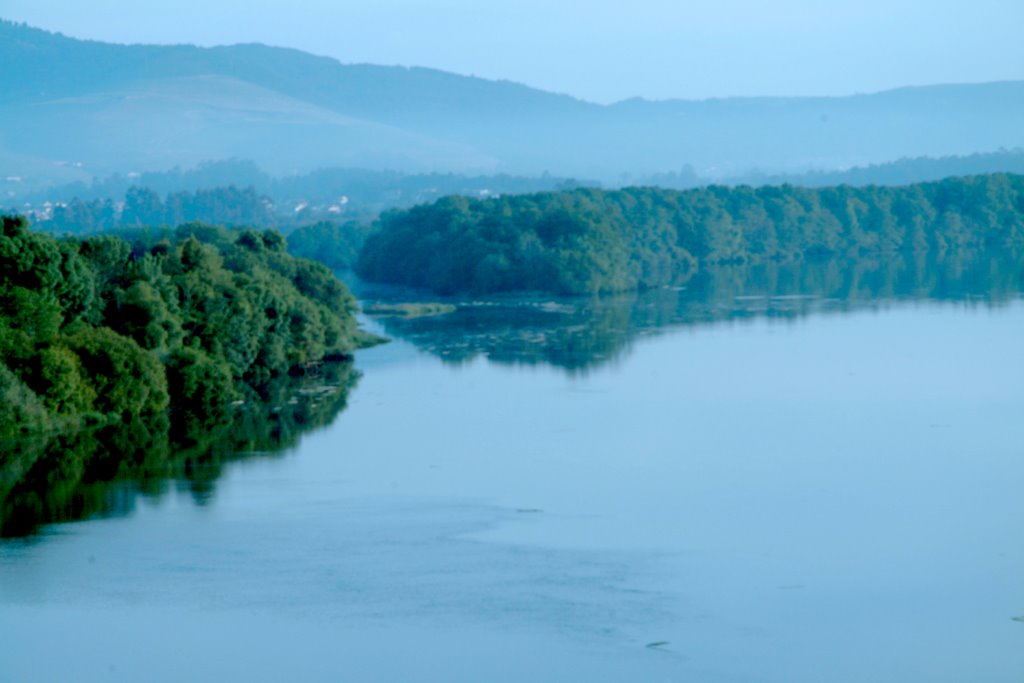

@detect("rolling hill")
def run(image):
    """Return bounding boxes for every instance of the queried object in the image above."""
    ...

[2,19,1023,189]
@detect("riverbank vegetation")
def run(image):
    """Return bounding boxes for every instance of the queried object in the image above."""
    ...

[0,215,372,437]
[357,174,1024,295]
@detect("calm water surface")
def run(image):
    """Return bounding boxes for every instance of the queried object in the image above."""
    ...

[2,256,1023,681]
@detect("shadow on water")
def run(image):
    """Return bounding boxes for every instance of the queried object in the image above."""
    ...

[360,250,1024,374]
[0,361,359,538]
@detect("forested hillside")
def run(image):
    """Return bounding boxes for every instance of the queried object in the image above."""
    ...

[357,174,1024,295]
[0,215,370,436]
[731,149,1024,189]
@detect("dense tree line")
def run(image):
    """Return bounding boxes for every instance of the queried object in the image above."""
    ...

[359,189,696,295]
[357,174,1024,295]
[0,215,370,437]
[286,220,375,271]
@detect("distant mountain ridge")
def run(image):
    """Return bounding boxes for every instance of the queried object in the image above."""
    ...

[2,20,1023,188]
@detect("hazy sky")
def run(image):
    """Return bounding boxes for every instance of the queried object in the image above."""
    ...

[4,0,1023,103]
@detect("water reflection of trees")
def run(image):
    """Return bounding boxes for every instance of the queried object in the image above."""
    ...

[0,361,358,537]
[367,250,1024,374]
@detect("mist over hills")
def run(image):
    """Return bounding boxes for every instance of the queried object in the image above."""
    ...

[2,19,1024,191]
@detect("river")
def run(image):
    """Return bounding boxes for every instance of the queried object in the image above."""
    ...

[2,253,1022,681]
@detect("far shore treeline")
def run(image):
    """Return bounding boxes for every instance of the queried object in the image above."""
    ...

[357,174,1024,295]
[0,215,373,437]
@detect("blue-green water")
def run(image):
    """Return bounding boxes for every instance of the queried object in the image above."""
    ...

[2,257,1023,682]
